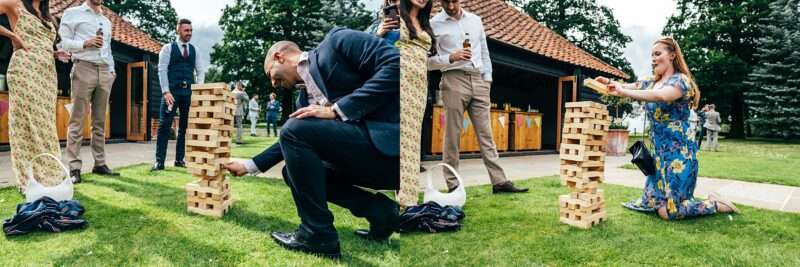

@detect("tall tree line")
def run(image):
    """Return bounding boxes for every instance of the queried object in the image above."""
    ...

[209,0,373,123]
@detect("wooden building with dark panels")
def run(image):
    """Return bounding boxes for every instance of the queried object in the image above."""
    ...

[1,0,165,148]
[422,0,628,158]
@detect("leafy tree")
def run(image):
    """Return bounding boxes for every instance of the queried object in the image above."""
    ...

[744,0,800,138]
[510,0,635,81]
[663,0,771,138]
[107,0,178,43]
[211,0,372,123]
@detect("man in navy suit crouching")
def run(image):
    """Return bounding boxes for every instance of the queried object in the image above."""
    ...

[224,27,400,259]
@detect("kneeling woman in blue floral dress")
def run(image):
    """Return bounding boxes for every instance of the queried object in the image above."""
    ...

[595,37,738,221]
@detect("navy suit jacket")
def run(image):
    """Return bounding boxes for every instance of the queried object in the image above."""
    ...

[252,27,400,172]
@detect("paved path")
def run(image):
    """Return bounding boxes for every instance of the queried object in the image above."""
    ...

[2,142,798,213]
[0,141,174,188]
[414,155,800,213]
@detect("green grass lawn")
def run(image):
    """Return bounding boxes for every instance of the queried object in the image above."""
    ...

[399,177,800,266]
[0,165,397,266]
[2,172,797,266]
[621,138,800,187]
[230,135,279,159]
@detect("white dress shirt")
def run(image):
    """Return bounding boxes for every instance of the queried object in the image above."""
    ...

[58,3,114,72]
[428,10,493,82]
[157,38,207,93]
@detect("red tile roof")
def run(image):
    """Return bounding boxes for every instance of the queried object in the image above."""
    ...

[50,0,162,54]
[434,0,628,79]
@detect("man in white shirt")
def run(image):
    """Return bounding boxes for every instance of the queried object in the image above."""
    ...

[59,0,118,182]
[151,19,206,171]
[428,0,527,194]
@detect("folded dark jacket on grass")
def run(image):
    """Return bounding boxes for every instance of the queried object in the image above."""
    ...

[398,201,465,233]
[3,196,87,236]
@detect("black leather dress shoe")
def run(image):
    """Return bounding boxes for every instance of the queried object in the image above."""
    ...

[150,162,165,172]
[92,165,120,176]
[354,229,392,242]
[70,170,82,184]
[492,181,529,194]
[174,161,186,168]
[270,231,341,259]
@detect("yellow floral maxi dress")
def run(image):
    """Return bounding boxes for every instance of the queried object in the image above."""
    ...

[396,19,432,207]
[7,7,62,191]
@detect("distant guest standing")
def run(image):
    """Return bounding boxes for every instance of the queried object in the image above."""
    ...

[233,81,249,144]
[60,0,118,181]
[696,105,708,148]
[248,94,260,136]
[264,92,281,137]
[703,104,721,151]
[152,18,206,171]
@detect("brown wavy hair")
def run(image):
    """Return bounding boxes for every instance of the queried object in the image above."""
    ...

[653,37,700,108]
[22,0,53,30]
[400,0,436,55]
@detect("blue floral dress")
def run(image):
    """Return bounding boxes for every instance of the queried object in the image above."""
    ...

[623,73,717,220]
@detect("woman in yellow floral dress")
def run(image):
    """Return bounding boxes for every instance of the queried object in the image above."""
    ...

[0,0,66,191]
[396,0,434,207]
[596,37,738,220]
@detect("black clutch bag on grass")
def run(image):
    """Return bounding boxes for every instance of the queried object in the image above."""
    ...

[628,140,656,176]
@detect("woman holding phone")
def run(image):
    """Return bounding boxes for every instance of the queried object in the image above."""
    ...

[374,0,400,45]
[597,37,738,221]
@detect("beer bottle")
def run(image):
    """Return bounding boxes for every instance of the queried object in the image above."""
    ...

[463,33,471,49]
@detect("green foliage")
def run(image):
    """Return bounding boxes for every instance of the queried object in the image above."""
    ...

[510,0,634,80]
[211,0,372,123]
[662,0,772,138]
[744,0,800,139]
[106,0,178,43]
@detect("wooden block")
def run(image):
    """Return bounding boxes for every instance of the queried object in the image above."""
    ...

[186,128,231,148]
[559,144,606,162]
[186,149,229,177]
[560,173,602,191]
[192,83,229,91]
[583,78,609,95]
[188,121,235,132]
[560,209,606,229]
[560,164,604,180]
[187,198,232,218]
[559,194,604,212]
[560,159,604,168]
[198,175,228,188]
[190,104,235,117]
[186,181,230,201]
[187,145,230,154]
[565,101,607,109]
[562,126,607,137]
[188,110,234,121]
[564,116,611,127]
[561,133,606,146]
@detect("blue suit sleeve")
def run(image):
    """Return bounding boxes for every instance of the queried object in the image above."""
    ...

[326,29,400,121]
[252,142,283,172]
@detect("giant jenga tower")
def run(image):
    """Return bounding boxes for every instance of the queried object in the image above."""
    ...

[184,83,235,218]
[559,101,610,229]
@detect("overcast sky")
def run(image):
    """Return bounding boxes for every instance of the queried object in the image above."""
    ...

[169,0,675,77]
